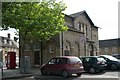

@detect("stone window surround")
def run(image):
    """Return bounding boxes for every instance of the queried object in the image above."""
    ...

[49,46,54,53]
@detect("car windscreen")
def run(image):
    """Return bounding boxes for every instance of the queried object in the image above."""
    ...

[97,57,106,62]
[69,57,82,63]
[102,55,118,61]
[112,55,120,59]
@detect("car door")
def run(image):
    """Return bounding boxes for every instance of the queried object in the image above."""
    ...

[83,58,91,71]
[100,57,111,68]
[104,58,113,68]
[54,58,63,74]
[48,58,63,74]
[46,58,56,73]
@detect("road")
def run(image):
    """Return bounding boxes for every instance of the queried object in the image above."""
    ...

[4,70,120,80]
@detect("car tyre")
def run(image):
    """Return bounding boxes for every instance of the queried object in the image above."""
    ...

[111,64,117,70]
[77,73,82,76]
[89,67,96,73]
[41,68,47,75]
[62,70,69,78]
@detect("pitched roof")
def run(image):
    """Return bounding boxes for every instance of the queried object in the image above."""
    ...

[99,38,120,47]
[69,10,95,26]
[0,36,18,48]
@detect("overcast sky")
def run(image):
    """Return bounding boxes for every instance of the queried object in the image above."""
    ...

[63,0,119,40]
[0,0,119,40]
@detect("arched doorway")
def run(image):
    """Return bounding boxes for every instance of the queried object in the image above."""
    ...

[64,40,71,56]
[89,44,94,56]
[73,42,79,56]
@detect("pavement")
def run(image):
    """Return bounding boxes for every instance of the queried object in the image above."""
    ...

[2,67,41,79]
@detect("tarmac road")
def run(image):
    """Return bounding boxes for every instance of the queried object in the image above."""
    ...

[3,70,120,80]
[4,76,119,80]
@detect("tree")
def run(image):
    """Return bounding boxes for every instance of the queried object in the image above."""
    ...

[2,0,68,73]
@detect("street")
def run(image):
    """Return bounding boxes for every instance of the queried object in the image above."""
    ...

[4,70,120,80]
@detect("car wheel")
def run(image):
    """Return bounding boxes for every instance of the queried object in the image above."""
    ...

[89,67,96,73]
[41,68,47,75]
[111,64,117,70]
[77,73,82,76]
[62,70,69,78]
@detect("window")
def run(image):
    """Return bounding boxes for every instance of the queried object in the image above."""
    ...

[80,23,83,32]
[61,58,68,64]
[1,37,4,43]
[7,39,9,44]
[112,47,117,52]
[5,47,8,51]
[69,57,81,63]
[82,23,84,32]
[86,26,87,36]
[34,43,40,50]
[49,46,54,53]
[13,48,17,52]
[64,46,70,56]
[84,58,90,63]
[9,41,12,45]
[99,48,101,53]
[25,44,31,51]
[49,58,56,64]
[104,48,108,52]
[93,35,96,40]
[78,22,81,31]
[4,39,7,44]
[89,58,95,63]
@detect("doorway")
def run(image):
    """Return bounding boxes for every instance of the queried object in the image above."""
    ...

[34,51,40,65]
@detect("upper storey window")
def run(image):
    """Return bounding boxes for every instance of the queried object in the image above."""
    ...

[78,22,87,35]
[78,22,84,32]
[25,44,31,51]
[1,37,4,43]
[81,23,84,32]
[78,22,81,31]
[34,43,40,50]
[4,39,7,44]
[85,26,87,36]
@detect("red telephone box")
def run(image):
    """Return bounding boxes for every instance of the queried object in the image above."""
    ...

[6,51,16,69]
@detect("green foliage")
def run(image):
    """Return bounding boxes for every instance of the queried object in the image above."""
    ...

[2,0,68,41]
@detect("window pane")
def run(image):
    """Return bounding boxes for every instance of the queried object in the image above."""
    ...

[104,48,108,52]
[112,47,116,52]
[49,46,54,53]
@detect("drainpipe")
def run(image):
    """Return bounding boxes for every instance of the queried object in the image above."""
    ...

[61,32,64,56]
[40,39,43,65]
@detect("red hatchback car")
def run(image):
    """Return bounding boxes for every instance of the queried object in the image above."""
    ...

[40,56,84,77]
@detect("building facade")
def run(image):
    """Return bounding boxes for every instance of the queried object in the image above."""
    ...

[0,34,19,66]
[99,38,120,55]
[23,11,99,67]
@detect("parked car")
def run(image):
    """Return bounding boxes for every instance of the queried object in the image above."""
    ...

[79,56,107,73]
[112,54,120,60]
[98,55,120,70]
[40,56,84,77]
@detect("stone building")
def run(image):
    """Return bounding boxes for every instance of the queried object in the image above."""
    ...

[23,11,99,67]
[99,38,120,55]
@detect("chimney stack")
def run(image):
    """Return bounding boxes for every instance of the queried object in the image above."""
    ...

[8,33,10,39]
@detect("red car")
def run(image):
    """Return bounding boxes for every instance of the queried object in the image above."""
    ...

[40,56,84,77]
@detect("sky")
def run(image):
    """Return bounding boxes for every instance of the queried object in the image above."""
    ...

[63,0,119,40]
[0,0,119,40]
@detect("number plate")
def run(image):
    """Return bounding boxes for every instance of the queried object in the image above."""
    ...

[74,64,80,67]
